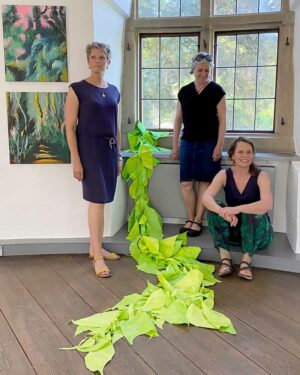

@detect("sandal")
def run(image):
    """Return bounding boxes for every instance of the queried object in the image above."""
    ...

[103,252,121,261]
[179,220,194,233]
[93,256,111,278]
[238,261,253,280]
[217,258,234,277]
[187,221,202,237]
[89,251,121,261]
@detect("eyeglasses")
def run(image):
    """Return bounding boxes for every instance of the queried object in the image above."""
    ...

[193,54,212,63]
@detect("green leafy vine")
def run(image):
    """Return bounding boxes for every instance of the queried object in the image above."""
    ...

[64,121,236,374]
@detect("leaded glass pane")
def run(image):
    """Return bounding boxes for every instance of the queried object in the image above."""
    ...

[161,37,179,68]
[142,69,159,99]
[226,100,234,130]
[236,34,258,66]
[180,68,193,87]
[235,67,257,98]
[259,0,281,13]
[142,38,159,68]
[160,0,180,17]
[160,100,177,128]
[216,68,235,99]
[237,0,259,14]
[180,36,198,67]
[256,99,275,131]
[258,33,278,66]
[160,69,179,99]
[257,67,276,98]
[214,0,236,15]
[139,0,159,17]
[142,100,159,128]
[181,0,201,16]
[234,100,255,130]
[216,35,236,67]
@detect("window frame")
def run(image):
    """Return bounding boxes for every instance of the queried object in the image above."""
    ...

[122,0,295,153]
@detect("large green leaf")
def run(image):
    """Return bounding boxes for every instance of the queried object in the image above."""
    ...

[119,311,158,344]
[85,342,115,375]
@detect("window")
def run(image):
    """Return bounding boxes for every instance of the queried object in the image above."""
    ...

[138,0,201,18]
[214,0,281,15]
[215,31,278,132]
[124,1,294,152]
[141,34,199,129]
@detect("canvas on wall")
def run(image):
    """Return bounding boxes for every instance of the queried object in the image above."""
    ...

[2,5,68,81]
[7,92,70,164]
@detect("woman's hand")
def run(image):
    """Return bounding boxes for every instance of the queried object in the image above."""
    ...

[118,160,123,176]
[226,214,238,227]
[212,144,222,161]
[222,206,241,216]
[218,207,239,227]
[170,148,179,160]
[73,159,84,181]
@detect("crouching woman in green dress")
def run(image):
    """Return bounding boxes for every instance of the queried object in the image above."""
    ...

[202,137,273,280]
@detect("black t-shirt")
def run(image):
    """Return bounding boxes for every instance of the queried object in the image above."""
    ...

[178,81,225,142]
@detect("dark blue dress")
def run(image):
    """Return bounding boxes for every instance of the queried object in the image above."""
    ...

[70,80,120,203]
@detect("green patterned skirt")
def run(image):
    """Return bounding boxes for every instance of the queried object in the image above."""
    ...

[207,201,273,256]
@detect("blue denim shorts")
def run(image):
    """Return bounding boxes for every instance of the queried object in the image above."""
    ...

[179,139,221,182]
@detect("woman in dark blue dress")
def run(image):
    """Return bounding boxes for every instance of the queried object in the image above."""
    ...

[65,42,122,278]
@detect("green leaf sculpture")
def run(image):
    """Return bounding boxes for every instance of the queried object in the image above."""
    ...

[64,121,236,374]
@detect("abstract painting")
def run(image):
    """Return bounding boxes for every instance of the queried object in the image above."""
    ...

[6,92,70,164]
[2,5,68,81]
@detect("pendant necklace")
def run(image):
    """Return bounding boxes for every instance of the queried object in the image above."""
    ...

[101,92,106,98]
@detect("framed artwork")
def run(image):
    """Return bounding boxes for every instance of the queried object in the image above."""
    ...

[2,5,68,81]
[6,92,70,164]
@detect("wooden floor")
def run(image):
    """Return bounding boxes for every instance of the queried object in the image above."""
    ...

[0,255,300,375]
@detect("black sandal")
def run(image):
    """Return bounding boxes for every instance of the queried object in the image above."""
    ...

[187,221,202,237]
[238,261,253,280]
[218,258,234,277]
[179,220,193,233]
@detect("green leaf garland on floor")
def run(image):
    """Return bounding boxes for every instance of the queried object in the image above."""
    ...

[64,121,236,374]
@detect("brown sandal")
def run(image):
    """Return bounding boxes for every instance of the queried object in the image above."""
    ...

[218,258,234,277]
[238,261,253,280]
[93,256,111,278]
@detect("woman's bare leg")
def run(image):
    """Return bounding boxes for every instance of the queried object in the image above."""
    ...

[191,181,210,230]
[88,202,109,276]
[180,181,196,228]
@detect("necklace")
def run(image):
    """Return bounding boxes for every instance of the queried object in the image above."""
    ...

[101,92,106,98]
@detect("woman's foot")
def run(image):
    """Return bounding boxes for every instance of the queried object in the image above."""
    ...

[218,258,234,277]
[89,248,120,261]
[187,221,202,237]
[238,261,253,280]
[93,256,111,278]
[179,219,194,233]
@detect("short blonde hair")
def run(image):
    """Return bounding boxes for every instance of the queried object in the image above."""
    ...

[85,42,111,60]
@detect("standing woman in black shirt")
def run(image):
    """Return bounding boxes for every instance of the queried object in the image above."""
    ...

[171,52,226,236]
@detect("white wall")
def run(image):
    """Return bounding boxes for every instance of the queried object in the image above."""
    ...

[92,0,129,236]
[291,0,300,154]
[0,0,128,242]
[286,162,300,252]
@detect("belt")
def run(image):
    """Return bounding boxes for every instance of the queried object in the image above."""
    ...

[104,137,116,149]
